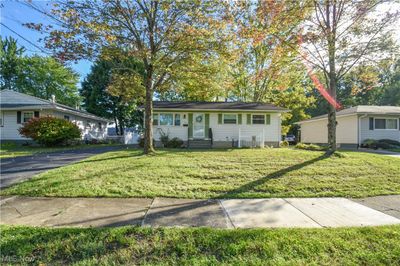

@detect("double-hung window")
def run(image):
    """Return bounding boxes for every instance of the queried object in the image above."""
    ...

[374,118,398,130]
[252,114,265,124]
[223,114,237,124]
[174,114,181,126]
[23,112,34,123]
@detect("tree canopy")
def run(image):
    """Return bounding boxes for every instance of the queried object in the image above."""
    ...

[0,37,80,107]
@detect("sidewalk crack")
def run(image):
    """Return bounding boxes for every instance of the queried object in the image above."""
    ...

[218,200,235,229]
[283,199,324,228]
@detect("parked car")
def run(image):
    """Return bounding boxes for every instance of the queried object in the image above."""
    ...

[285,134,296,144]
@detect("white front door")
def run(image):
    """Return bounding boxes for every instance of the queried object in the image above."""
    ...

[193,113,205,139]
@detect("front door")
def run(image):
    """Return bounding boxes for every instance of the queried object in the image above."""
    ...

[193,113,205,139]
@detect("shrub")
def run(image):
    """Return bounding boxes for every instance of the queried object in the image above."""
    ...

[280,140,289,147]
[19,117,81,147]
[166,137,184,148]
[361,139,400,150]
[295,143,327,151]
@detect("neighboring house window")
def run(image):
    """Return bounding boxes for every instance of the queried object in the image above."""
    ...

[64,115,70,121]
[375,118,398,130]
[223,114,237,124]
[23,112,34,123]
[98,122,102,129]
[159,113,174,126]
[174,114,181,126]
[153,114,159,125]
[252,114,265,124]
[0,112,3,126]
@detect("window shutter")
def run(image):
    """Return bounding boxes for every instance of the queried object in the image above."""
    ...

[188,113,193,138]
[399,118,400,131]
[238,114,242,124]
[34,111,40,118]
[205,114,210,138]
[266,114,271,125]
[247,114,251,125]
[218,113,222,124]
[17,111,21,124]
[369,117,374,130]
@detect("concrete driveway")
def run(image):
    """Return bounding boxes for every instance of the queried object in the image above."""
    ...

[357,148,400,158]
[0,145,128,188]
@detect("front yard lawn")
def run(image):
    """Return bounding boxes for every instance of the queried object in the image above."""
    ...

[2,148,399,198]
[1,225,399,265]
[0,143,121,159]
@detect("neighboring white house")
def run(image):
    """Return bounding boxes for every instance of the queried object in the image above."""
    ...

[151,101,288,148]
[0,90,110,142]
[296,106,400,148]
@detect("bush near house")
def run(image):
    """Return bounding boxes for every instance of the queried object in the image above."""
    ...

[295,143,327,151]
[361,139,400,150]
[19,117,81,147]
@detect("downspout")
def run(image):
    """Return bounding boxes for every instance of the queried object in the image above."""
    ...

[358,114,368,149]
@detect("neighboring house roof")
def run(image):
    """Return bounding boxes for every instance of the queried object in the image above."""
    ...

[297,105,400,124]
[0,89,110,122]
[152,101,288,112]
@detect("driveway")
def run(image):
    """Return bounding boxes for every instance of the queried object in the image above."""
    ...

[0,146,128,188]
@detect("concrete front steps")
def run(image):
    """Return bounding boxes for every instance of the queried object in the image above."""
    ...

[187,139,212,149]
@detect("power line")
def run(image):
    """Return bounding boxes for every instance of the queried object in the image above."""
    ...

[0,22,52,55]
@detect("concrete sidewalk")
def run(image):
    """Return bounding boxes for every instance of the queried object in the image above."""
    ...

[1,196,399,229]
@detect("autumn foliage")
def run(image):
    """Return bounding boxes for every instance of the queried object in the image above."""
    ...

[19,117,81,146]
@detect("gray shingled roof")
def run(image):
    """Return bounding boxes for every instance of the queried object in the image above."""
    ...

[152,101,288,112]
[297,105,400,124]
[0,90,110,122]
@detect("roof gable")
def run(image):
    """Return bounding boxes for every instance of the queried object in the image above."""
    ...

[0,90,110,122]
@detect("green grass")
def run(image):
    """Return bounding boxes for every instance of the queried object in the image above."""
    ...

[1,225,400,265]
[2,148,400,198]
[0,144,121,159]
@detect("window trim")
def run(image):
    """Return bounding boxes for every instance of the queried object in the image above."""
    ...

[222,113,238,125]
[153,112,182,127]
[22,111,34,123]
[251,114,266,125]
[374,117,398,130]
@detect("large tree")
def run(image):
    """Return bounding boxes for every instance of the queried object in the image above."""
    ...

[227,1,315,134]
[81,56,145,135]
[0,37,80,106]
[26,0,230,154]
[301,0,399,151]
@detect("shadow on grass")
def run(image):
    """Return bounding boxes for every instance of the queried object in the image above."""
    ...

[217,152,333,199]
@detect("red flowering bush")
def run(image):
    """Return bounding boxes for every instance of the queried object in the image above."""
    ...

[19,117,81,146]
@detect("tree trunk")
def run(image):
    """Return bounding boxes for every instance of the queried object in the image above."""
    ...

[114,117,119,135]
[327,26,337,152]
[143,65,155,154]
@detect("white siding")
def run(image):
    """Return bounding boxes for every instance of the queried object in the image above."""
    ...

[209,113,280,143]
[300,114,358,145]
[152,111,282,143]
[1,111,26,140]
[359,115,400,143]
[0,110,107,141]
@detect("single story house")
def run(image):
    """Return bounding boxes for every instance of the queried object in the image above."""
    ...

[151,101,288,148]
[296,105,400,148]
[0,90,110,143]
